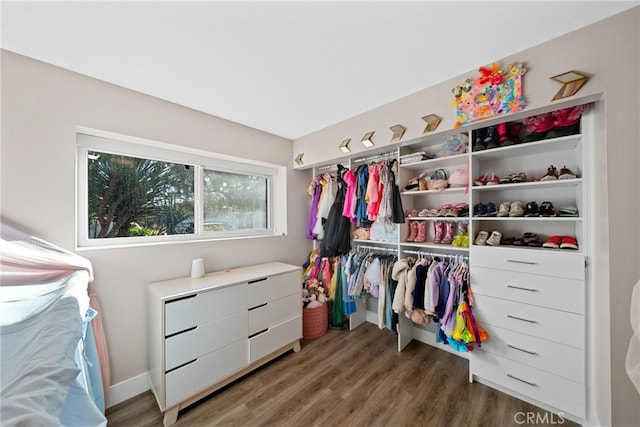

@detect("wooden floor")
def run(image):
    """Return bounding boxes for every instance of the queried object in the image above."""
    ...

[106,323,578,427]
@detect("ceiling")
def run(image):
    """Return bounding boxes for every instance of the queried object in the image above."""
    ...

[2,1,637,140]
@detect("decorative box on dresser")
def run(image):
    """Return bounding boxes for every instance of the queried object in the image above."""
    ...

[148,262,302,427]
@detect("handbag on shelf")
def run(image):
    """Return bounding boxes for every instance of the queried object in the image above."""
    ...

[427,169,449,191]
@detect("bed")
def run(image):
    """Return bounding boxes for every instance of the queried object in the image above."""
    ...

[0,224,108,426]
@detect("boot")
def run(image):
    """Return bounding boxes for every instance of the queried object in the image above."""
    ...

[484,126,498,149]
[433,221,444,244]
[547,105,584,138]
[497,123,514,146]
[521,112,554,143]
[441,221,455,245]
[472,128,486,151]
[406,221,418,242]
[414,221,427,243]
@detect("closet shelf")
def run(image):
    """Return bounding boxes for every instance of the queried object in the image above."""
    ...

[471,244,583,255]
[399,242,469,252]
[407,216,470,222]
[470,134,582,160]
[352,239,397,245]
[472,178,582,192]
[472,217,582,222]
[399,152,469,170]
[402,187,467,196]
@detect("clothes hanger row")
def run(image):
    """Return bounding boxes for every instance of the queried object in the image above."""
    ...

[401,249,469,263]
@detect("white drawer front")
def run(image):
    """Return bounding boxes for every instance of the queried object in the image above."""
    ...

[249,316,301,363]
[477,324,585,383]
[165,311,248,371]
[471,351,585,418]
[165,339,248,407]
[248,293,301,336]
[470,246,584,280]
[165,284,247,336]
[472,267,585,314]
[473,294,584,349]
[248,270,300,308]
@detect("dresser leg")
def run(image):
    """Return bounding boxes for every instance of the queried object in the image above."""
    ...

[293,340,301,352]
[163,406,179,427]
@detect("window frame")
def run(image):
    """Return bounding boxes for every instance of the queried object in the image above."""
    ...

[76,127,287,250]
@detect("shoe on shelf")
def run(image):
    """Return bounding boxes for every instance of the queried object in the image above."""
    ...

[511,172,527,183]
[557,206,579,217]
[418,209,429,217]
[539,201,557,217]
[473,203,486,217]
[427,208,439,217]
[433,221,444,244]
[484,126,498,149]
[540,165,559,181]
[455,202,469,217]
[483,202,497,217]
[558,166,578,180]
[406,221,419,242]
[560,235,579,250]
[523,232,542,247]
[499,173,514,184]
[474,231,489,246]
[473,129,487,151]
[486,231,502,246]
[441,221,455,245]
[509,201,525,217]
[501,236,515,245]
[474,174,488,186]
[485,173,500,185]
[524,201,540,217]
[497,123,515,146]
[497,202,511,217]
[406,209,419,217]
[521,112,555,143]
[546,105,585,139]
[543,235,562,249]
[414,221,427,243]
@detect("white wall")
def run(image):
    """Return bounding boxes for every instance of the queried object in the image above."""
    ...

[293,7,640,427]
[0,50,309,400]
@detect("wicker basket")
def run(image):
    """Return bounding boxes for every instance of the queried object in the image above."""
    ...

[302,303,328,339]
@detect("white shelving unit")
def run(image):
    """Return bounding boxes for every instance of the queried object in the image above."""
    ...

[307,103,592,424]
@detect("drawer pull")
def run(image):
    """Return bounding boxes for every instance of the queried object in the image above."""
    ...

[248,302,268,311]
[248,277,268,284]
[506,259,537,265]
[507,344,538,355]
[165,325,197,339]
[507,373,538,387]
[507,314,538,324]
[165,358,197,374]
[506,284,538,292]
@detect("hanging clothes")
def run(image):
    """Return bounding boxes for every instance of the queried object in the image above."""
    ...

[320,165,352,258]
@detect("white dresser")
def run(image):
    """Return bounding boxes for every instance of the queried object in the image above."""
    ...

[148,262,302,426]
[469,246,586,419]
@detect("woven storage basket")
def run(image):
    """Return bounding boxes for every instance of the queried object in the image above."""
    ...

[302,303,328,339]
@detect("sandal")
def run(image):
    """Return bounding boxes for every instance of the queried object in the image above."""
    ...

[522,232,542,247]
[511,172,527,183]
[558,166,578,180]
[540,165,559,181]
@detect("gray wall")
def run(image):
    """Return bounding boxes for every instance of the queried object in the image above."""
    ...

[292,7,640,427]
[1,50,309,391]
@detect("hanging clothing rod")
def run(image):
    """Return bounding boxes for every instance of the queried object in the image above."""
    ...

[351,150,397,164]
[315,162,348,173]
[356,244,398,252]
[402,249,469,260]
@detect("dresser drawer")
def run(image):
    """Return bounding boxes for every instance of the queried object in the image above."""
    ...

[470,246,584,280]
[165,284,247,336]
[477,324,584,383]
[473,294,584,349]
[471,351,585,418]
[248,293,301,336]
[472,267,585,314]
[249,316,301,363]
[165,311,248,371]
[248,270,300,309]
[165,339,248,407]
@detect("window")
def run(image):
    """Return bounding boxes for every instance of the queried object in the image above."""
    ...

[77,129,286,248]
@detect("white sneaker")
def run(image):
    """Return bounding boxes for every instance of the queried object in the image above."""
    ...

[497,202,511,217]
[486,231,502,246]
[474,231,489,245]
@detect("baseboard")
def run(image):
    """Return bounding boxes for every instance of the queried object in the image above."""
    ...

[412,326,470,360]
[106,372,151,408]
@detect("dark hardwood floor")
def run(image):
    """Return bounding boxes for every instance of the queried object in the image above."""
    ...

[106,323,578,427]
